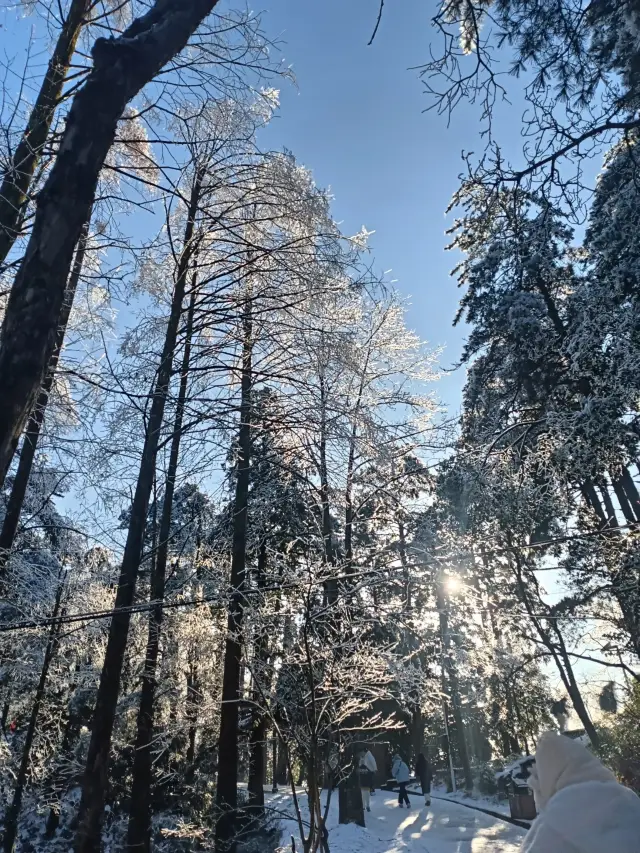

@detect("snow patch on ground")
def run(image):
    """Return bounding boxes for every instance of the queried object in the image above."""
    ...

[268,786,526,853]
[425,784,513,818]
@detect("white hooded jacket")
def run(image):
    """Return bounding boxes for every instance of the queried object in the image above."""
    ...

[521,732,640,853]
[363,750,377,773]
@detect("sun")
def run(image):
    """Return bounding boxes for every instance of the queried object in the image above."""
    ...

[444,575,462,595]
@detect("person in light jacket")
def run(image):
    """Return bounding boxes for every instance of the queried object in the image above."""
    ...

[415,752,432,806]
[358,750,376,812]
[363,749,377,794]
[521,731,640,853]
[392,754,411,808]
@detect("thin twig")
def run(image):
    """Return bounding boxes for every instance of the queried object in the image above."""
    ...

[367,0,385,45]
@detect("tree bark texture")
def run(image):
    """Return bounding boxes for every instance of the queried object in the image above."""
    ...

[318,372,337,606]
[0,0,90,268]
[0,215,90,581]
[215,288,253,852]
[126,284,197,853]
[74,170,203,853]
[620,467,640,521]
[247,540,269,813]
[338,764,364,828]
[581,481,640,661]
[0,0,221,486]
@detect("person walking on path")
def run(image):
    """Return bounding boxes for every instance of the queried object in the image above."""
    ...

[415,752,432,806]
[522,731,640,853]
[358,750,376,812]
[363,748,377,795]
[392,754,411,808]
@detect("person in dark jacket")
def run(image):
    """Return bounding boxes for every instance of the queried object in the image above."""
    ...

[415,752,432,806]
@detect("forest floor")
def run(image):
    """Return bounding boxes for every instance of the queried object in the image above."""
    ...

[269,786,526,853]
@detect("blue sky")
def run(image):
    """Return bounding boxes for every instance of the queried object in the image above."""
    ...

[257,0,475,411]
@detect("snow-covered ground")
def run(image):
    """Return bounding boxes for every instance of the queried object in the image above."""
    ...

[269,786,526,853]
[417,784,514,820]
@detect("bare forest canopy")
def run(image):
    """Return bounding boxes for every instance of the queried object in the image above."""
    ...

[0,2,639,852]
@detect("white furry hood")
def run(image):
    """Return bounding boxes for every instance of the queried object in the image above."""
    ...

[521,733,640,853]
[528,732,616,810]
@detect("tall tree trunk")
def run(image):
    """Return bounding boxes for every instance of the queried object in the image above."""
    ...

[0,699,9,732]
[620,466,640,522]
[0,215,90,582]
[275,736,288,786]
[318,372,337,605]
[397,518,412,611]
[0,0,221,486]
[581,480,607,525]
[343,341,371,577]
[511,548,600,747]
[271,734,279,792]
[436,578,472,791]
[185,659,201,771]
[2,581,64,853]
[551,624,600,747]
[0,0,90,268]
[344,448,355,573]
[582,482,640,659]
[215,287,253,852]
[74,170,203,853]
[248,540,269,813]
[598,479,621,526]
[610,475,635,525]
[410,705,423,760]
[125,282,197,853]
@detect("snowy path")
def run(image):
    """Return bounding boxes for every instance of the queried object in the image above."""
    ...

[270,787,526,853]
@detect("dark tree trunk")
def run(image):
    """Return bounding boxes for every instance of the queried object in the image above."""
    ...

[338,761,364,827]
[610,476,635,525]
[247,719,267,810]
[344,467,354,572]
[344,419,359,575]
[598,480,621,526]
[0,216,90,582]
[398,518,412,611]
[75,172,203,853]
[0,699,9,732]
[343,346,370,579]
[271,736,278,792]
[410,704,423,761]
[581,480,607,525]
[185,660,201,771]
[2,582,64,853]
[0,0,90,268]
[511,548,600,748]
[0,0,221,486]
[436,579,472,791]
[621,467,640,522]
[248,540,269,813]
[552,624,600,747]
[318,372,337,605]
[126,281,197,853]
[275,737,288,786]
[582,482,640,660]
[215,288,253,852]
